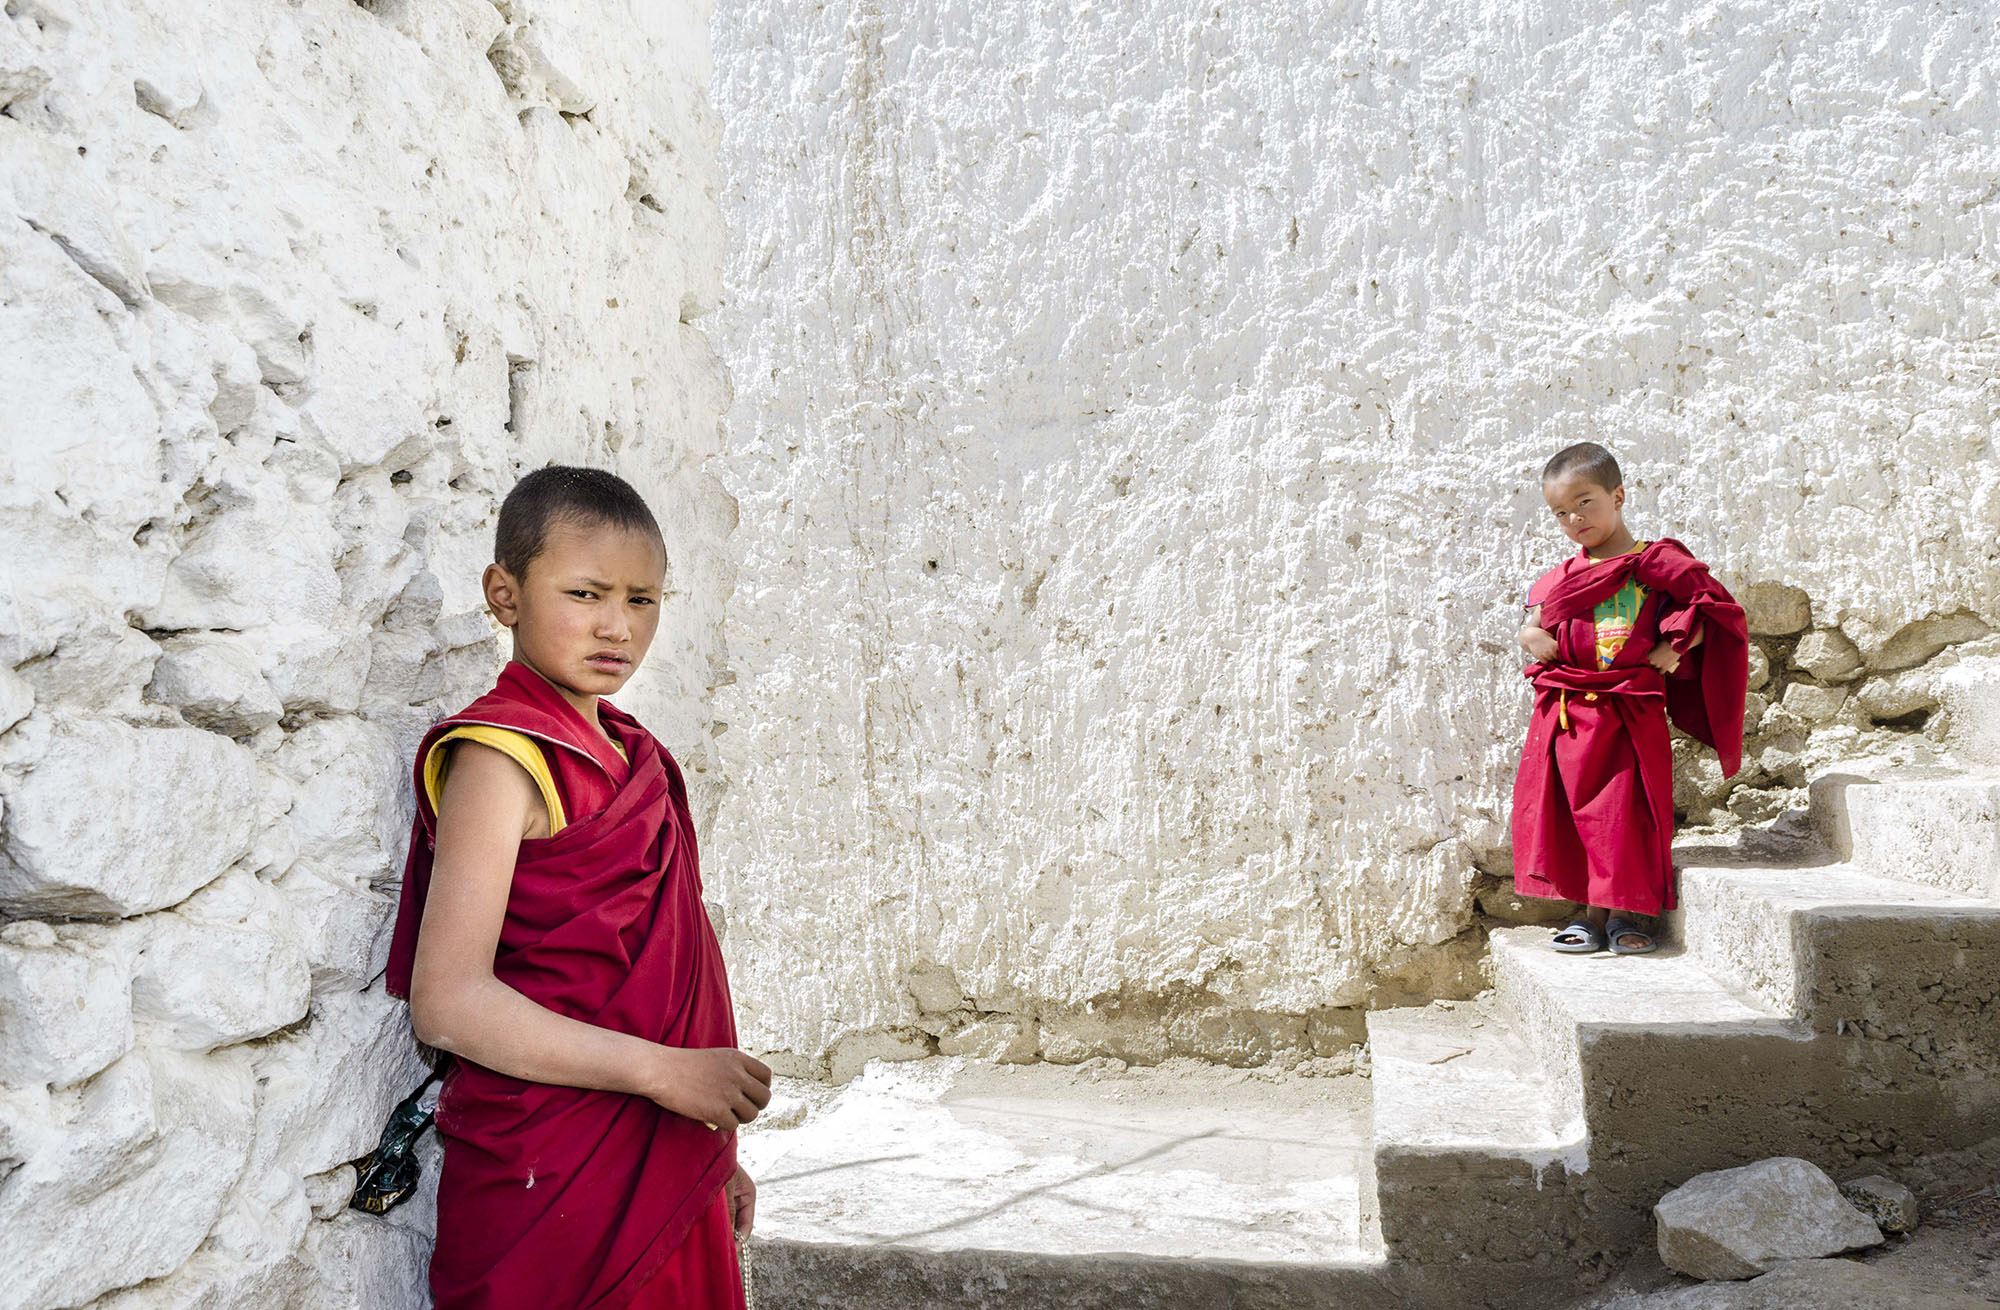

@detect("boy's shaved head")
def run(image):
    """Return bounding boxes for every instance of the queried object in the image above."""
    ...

[1542,442,1623,491]
[495,465,664,579]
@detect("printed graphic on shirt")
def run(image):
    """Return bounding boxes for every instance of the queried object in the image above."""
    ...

[1593,578,1648,668]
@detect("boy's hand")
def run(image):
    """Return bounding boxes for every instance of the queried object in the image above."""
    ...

[1519,627,1560,664]
[727,1165,757,1238]
[650,1047,773,1130]
[1647,644,1683,675]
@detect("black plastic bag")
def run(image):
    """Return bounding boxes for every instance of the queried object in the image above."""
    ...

[349,1073,440,1215]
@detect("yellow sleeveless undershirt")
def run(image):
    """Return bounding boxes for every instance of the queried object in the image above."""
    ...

[423,726,570,834]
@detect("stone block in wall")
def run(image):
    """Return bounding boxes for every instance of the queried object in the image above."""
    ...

[0,510,170,669]
[276,863,395,990]
[359,627,439,715]
[335,504,421,633]
[1847,610,1994,673]
[261,626,374,716]
[148,632,285,734]
[827,1028,934,1083]
[938,1016,1038,1063]
[1739,584,1811,636]
[0,919,133,1087]
[92,1247,312,1310]
[143,492,344,635]
[143,254,313,392]
[130,870,311,1051]
[273,719,410,886]
[1791,629,1863,683]
[0,1046,256,1308]
[1854,669,1940,724]
[248,985,425,1184]
[0,122,150,305]
[0,664,31,736]
[1780,681,1849,726]
[204,1160,314,1268]
[15,621,161,717]
[487,4,603,115]
[0,716,258,917]
[1745,644,1769,692]
[297,312,435,477]
[293,1212,433,1310]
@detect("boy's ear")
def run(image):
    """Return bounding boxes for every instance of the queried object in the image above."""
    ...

[483,563,522,628]
[1613,485,1627,511]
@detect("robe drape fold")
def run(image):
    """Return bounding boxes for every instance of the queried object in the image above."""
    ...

[386,662,740,1310]
[1510,539,1749,916]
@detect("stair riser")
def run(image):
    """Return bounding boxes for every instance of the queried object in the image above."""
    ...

[747,1240,1410,1310]
[1373,1149,1575,1306]
[1488,939,1588,1113]
[1795,911,2000,1066]
[1675,873,1805,1014]
[1812,776,2000,897]
[1568,1025,2000,1256]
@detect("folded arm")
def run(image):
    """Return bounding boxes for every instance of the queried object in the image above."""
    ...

[1518,603,1561,663]
[408,741,771,1128]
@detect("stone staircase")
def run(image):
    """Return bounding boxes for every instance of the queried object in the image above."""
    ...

[744,763,2000,1309]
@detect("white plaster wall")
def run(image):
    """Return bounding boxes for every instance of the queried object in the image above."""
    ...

[710,0,2000,1075]
[0,1,729,1304]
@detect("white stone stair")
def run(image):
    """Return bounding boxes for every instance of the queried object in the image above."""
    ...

[1367,762,2000,1285]
[747,763,2000,1308]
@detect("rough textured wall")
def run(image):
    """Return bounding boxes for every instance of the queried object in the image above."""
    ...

[710,0,2000,1076]
[0,1,729,1305]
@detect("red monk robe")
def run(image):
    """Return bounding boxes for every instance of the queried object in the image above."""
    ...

[385,661,745,1310]
[1510,539,1749,916]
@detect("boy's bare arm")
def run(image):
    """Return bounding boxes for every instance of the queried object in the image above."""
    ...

[1518,604,1560,662]
[408,742,771,1128]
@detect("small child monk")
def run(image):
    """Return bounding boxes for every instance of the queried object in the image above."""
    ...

[384,465,770,1308]
[1511,442,1749,955]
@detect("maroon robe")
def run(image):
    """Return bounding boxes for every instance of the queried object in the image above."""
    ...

[1510,539,1749,916]
[385,661,742,1310]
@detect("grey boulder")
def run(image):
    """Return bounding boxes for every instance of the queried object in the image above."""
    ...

[1655,1157,1884,1281]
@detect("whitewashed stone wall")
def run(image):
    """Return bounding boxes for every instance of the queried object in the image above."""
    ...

[710,0,2000,1076]
[0,1,729,1306]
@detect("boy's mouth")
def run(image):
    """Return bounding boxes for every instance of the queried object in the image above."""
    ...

[586,652,630,672]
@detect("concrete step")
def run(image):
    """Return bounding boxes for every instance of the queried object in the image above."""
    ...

[739,1056,1395,1309]
[1487,923,1807,1117]
[1810,768,2000,897]
[1367,999,1582,1298]
[1486,915,2000,1261]
[1676,848,2000,1019]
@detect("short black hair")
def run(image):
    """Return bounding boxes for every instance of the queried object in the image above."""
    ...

[494,465,664,578]
[1541,442,1623,491]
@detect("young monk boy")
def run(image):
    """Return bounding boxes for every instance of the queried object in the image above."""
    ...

[1511,442,1749,955]
[385,465,771,1308]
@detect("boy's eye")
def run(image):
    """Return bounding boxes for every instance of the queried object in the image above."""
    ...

[568,590,597,600]
[629,596,655,607]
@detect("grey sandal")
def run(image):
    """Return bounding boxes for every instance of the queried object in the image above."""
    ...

[1552,920,1606,954]
[1605,916,1658,955]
